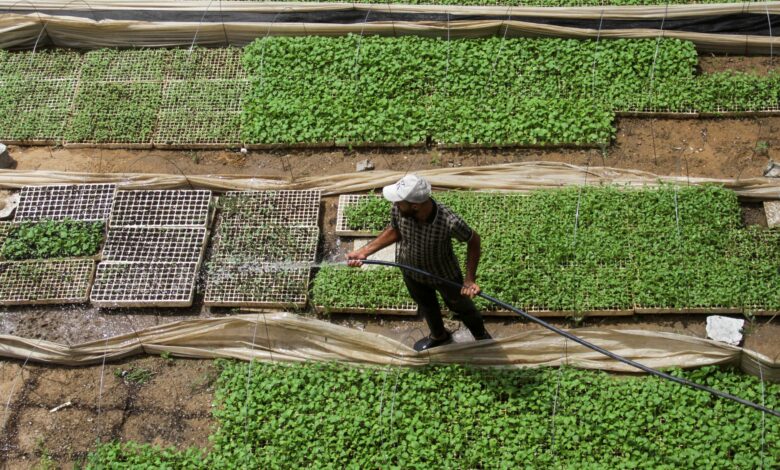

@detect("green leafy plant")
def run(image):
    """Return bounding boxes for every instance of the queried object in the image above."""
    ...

[343,193,389,233]
[0,220,105,260]
[316,186,780,312]
[66,81,162,144]
[114,367,154,385]
[85,362,780,468]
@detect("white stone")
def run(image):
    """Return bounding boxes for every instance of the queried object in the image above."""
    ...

[356,159,375,172]
[764,160,780,178]
[765,201,780,228]
[705,316,744,346]
[0,192,19,218]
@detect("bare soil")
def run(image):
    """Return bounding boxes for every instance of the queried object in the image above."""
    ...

[699,54,780,76]
[0,357,217,469]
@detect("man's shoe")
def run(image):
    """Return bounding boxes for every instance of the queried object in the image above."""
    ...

[413,332,452,352]
[473,332,492,341]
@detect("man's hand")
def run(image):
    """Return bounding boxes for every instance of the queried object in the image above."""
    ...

[461,279,481,298]
[346,249,368,267]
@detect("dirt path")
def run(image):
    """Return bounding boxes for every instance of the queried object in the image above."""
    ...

[0,356,217,469]
[7,117,778,180]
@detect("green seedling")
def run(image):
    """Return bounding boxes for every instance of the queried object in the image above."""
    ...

[114,367,154,385]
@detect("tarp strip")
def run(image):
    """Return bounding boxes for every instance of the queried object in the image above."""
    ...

[0,163,777,200]
[0,313,776,381]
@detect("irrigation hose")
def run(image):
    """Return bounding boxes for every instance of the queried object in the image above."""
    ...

[356,259,780,419]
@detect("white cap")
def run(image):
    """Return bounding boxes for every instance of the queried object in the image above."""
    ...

[382,174,431,203]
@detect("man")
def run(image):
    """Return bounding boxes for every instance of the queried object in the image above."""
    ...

[346,174,491,351]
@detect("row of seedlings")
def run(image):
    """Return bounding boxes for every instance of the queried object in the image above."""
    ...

[321,189,780,316]
[0,48,248,147]
[90,190,212,307]
[328,193,639,316]
[204,190,321,309]
[0,184,116,305]
[0,50,83,144]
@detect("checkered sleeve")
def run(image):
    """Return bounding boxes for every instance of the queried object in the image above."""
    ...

[390,204,400,231]
[447,209,473,243]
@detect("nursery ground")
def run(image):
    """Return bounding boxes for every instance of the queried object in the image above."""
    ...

[7,116,780,180]
[1,113,779,468]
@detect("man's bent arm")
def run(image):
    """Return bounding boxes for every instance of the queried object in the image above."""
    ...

[346,226,400,266]
[360,226,400,257]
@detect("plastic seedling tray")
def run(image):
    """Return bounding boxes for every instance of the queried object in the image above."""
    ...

[0,259,95,305]
[109,190,212,227]
[102,226,208,264]
[167,48,248,81]
[154,111,243,146]
[14,184,117,222]
[80,49,168,83]
[0,51,83,81]
[204,262,310,308]
[335,194,382,237]
[212,225,318,263]
[219,190,321,227]
[90,261,199,307]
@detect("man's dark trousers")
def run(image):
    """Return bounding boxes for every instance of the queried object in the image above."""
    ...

[402,274,489,339]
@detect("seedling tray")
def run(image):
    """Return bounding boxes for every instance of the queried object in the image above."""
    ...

[219,190,321,227]
[65,81,162,145]
[0,222,14,247]
[168,48,247,81]
[80,49,168,83]
[335,194,381,237]
[109,190,212,227]
[154,111,243,147]
[90,261,199,307]
[204,262,310,308]
[211,225,318,264]
[0,259,95,305]
[0,51,83,81]
[160,79,247,113]
[102,226,208,264]
[14,184,117,222]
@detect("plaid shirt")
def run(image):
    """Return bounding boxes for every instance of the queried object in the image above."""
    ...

[391,199,474,285]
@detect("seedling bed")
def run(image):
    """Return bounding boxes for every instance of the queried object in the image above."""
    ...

[80,49,168,82]
[168,48,248,81]
[204,262,310,308]
[66,81,162,145]
[0,50,83,81]
[109,190,212,227]
[336,195,381,236]
[219,190,321,227]
[0,259,95,305]
[154,111,243,146]
[160,80,247,113]
[102,227,207,263]
[14,184,117,222]
[0,79,77,143]
[90,261,199,307]
[211,225,318,263]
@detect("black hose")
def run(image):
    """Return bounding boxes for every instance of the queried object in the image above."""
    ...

[358,259,780,419]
